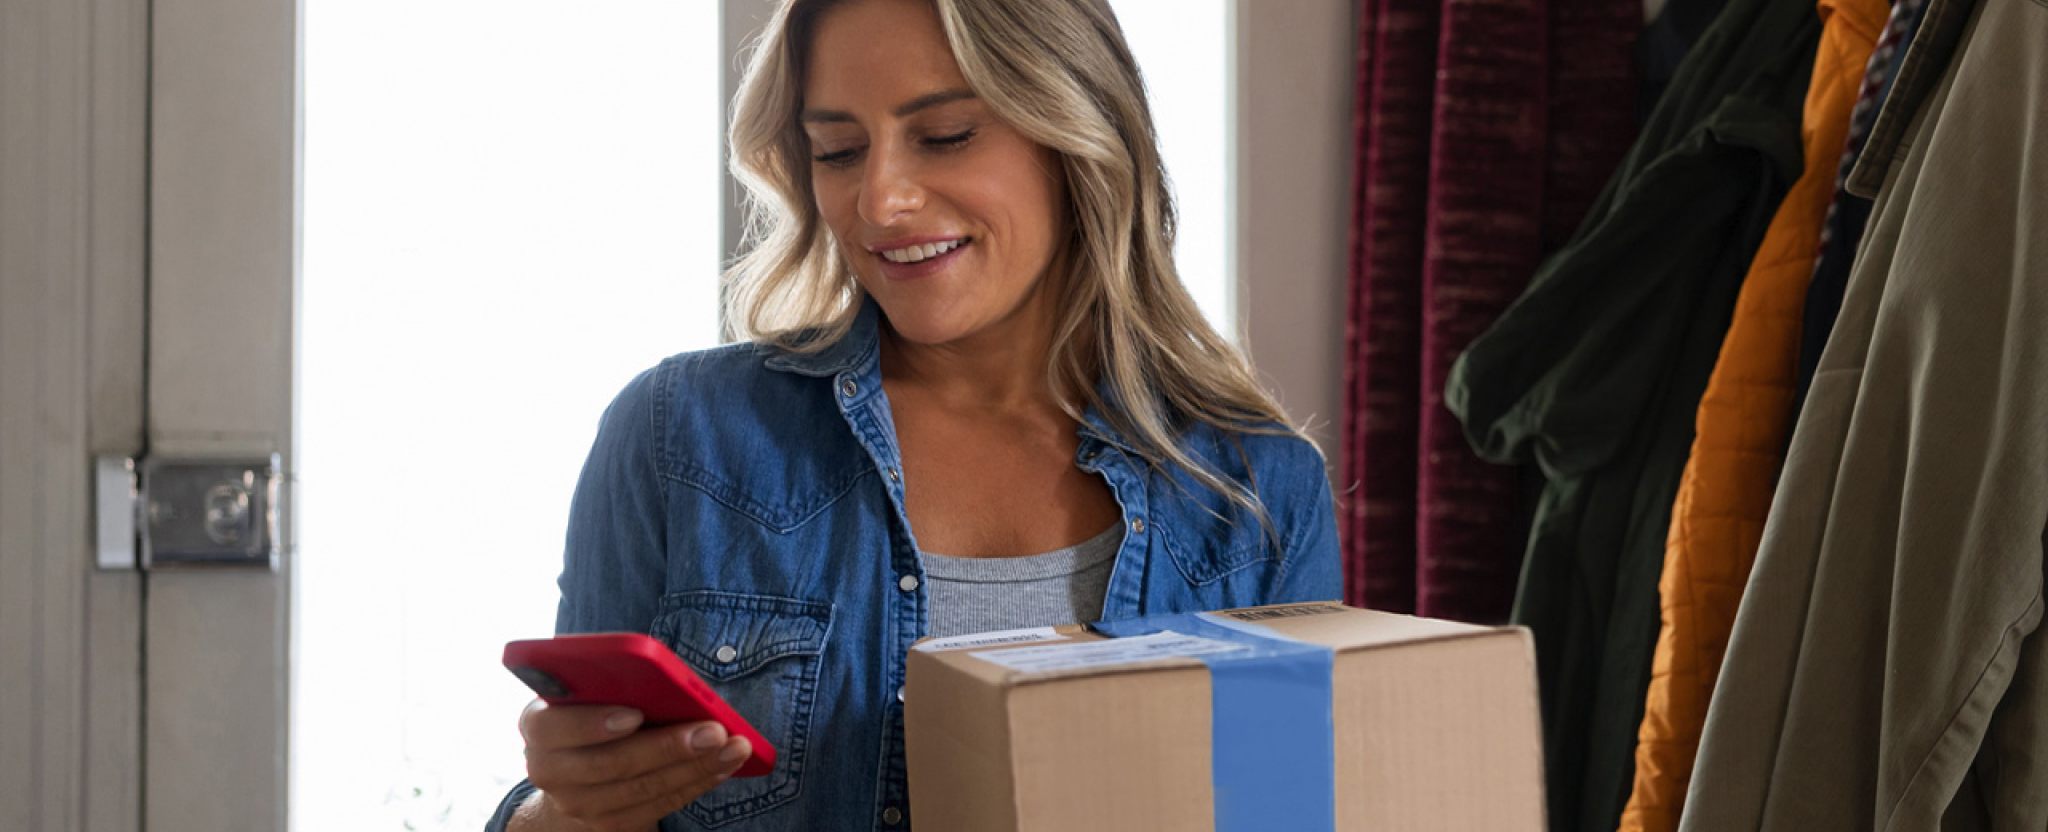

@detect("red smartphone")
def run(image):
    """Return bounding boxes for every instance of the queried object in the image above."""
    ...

[502,633,777,777]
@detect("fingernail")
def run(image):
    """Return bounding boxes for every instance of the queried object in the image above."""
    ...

[718,738,750,764]
[689,724,724,751]
[604,710,642,733]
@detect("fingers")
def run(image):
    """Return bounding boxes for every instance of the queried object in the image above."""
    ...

[694,735,753,784]
[534,728,755,830]
[519,698,645,753]
[575,736,754,822]
[517,697,757,828]
[547,722,732,786]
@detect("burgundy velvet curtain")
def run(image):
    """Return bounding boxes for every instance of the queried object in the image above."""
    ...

[1339,0,1639,622]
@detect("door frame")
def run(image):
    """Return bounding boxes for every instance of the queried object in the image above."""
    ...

[142,0,303,827]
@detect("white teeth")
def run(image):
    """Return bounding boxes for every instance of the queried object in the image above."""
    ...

[882,238,965,263]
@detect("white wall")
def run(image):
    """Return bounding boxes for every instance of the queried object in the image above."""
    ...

[1235,0,1354,469]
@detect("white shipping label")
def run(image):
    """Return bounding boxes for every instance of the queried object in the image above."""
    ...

[914,626,1068,653]
[969,630,1247,673]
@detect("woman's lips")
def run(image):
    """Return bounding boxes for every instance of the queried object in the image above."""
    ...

[876,239,970,280]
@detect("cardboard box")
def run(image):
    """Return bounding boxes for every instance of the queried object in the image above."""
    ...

[904,602,1544,831]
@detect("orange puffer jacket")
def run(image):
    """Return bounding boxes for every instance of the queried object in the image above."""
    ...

[1616,0,1888,826]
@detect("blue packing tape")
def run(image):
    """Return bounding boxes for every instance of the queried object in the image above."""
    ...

[1091,612,1337,831]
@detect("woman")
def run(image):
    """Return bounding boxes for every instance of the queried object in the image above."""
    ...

[490,0,1340,829]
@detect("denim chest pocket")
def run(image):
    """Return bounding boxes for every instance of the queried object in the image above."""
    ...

[648,590,832,829]
[1160,498,1287,586]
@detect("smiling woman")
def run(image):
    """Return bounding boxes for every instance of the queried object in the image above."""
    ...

[796,32,1070,354]
[488,1,1342,830]
[728,0,1283,541]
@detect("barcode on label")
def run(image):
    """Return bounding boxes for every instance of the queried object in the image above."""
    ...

[913,626,1067,653]
[970,631,1246,673]
[1217,603,1348,622]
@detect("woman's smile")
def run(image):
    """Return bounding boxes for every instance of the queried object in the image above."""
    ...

[873,236,973,280]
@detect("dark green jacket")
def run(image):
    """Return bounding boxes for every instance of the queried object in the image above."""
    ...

[1442,0,1818,827]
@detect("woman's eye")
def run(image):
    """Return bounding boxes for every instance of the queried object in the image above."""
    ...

[810,129,975,168]
[812,148,858,167]
[925,129,976,149]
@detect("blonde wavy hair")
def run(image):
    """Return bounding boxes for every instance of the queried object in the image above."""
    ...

[724,0,1306,518]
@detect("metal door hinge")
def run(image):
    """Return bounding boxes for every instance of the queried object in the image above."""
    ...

[95,454,282,571]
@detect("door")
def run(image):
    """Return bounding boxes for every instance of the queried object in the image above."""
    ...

[2,0,296,827]
[3,0,180,828]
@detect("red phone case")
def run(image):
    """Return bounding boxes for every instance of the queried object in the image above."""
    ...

[502,633,777,778]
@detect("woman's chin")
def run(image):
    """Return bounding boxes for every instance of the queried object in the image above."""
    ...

[870,296,982,347]
[868,277,1051,350]
[880,314,976,348]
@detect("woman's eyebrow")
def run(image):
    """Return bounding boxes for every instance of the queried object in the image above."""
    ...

[800,89,978,124]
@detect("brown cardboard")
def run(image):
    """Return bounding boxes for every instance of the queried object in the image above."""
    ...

[904,602,1545,831]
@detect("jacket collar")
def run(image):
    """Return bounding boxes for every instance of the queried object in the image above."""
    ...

[760,296,882,379]
[1078,378,1141,455]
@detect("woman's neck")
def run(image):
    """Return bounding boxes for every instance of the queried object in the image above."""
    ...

[880,323,1053,414]
[877,284,1088,415]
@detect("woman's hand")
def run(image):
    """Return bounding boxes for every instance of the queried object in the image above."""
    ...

[508,698,753,832]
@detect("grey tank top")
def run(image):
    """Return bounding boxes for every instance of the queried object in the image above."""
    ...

[920,525,1123,639]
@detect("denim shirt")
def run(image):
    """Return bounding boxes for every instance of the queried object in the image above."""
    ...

[486,301,1342,831]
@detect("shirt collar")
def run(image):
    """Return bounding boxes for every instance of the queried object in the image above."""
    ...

[760,295,881,379]
[1078,379,1142,456]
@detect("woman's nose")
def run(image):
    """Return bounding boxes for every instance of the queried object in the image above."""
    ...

[857,143,925,226]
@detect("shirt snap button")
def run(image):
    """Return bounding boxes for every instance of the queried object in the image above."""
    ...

[1130,517,1146,534]
[840,378,859,398]
[887,467,901,482]
[898,574,921,592]
[882,806,904,825]
[713,645,739,664]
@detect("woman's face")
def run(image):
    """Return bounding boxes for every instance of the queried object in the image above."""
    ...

[801,0,1070,349]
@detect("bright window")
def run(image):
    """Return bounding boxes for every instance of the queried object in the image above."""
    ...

[1111,0,1236,336]
[295,3,719,829]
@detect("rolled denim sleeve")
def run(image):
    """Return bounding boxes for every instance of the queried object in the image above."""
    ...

[483,780,541,831]
[485,366,671,832]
